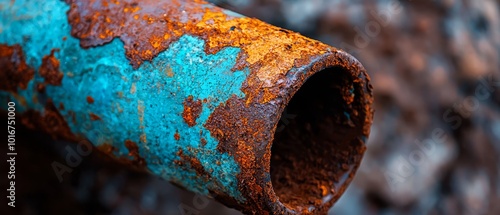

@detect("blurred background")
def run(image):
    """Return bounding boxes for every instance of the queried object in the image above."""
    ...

[2,0,500,214]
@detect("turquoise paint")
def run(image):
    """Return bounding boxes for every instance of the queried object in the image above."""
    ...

[0,0,248,201]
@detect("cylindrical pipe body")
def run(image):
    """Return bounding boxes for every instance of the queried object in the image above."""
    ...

[0,0,373,214]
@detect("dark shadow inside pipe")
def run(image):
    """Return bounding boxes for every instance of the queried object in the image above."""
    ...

[271,66,365,210]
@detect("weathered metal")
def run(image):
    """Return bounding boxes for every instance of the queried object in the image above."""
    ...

[0,0,373,214]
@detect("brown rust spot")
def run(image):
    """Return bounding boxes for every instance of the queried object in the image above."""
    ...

[124,140,146,167]
[36,83,46,93]
[86,96,94,104]
[89,113,101,121]
[174,131,180,141]
[175,149,209,179]
[200,137,207,147]
[205,95,273,212]
[97,143,117,155]
[39,49,63,86]
[59,102,65,110]
[20,99,78,141]
[0,44,35,92]
[182,95,202,127]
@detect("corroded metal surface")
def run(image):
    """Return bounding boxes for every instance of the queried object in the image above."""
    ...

[0,0,373,214]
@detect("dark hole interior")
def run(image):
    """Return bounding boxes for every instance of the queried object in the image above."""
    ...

[270,67,365,210]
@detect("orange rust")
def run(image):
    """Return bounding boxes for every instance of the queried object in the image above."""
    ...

[174,131,180,141]
[65,0,331,104]
[0,44,35,92]
[39,49,63,86]
[182,95,202,127]
[62,1,374,214]
[203,54,374,214]
[86,96,94,104]
[205,95,272,212]
[124,139,146,167]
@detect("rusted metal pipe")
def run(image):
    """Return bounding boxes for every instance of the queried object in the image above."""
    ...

[0,0,373,214]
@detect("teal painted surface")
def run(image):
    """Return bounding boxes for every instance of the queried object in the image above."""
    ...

[0,0,248,201]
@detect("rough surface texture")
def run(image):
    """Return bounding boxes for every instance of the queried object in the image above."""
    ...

[0,0,373,214]
[0,44,35,92]
[39,49,64,86]
[210,0,500,214]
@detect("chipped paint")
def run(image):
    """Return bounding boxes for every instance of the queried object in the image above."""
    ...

[0,0,374,214]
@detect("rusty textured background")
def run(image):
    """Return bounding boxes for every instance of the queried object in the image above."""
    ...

[1,0,500,214]
[0,0,373,214]
[212,0,500,214]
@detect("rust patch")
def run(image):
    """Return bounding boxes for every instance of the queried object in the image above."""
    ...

[124,140,146,167]
[200,137,207,147]
[174,131,180,141]
[205,95,273,213]
[86,96,94,104]
[89,113,101,121]
[182,95,202,127]
[64,0,331,104]
[59,102,65,110]
[204,54,374,214]
[62,1,375,213]
[0,44,35,92]
[39,49,63,86]
[20,99,78,141]
[175,149,209,179]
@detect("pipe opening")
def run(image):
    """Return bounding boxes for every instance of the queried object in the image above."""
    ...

[271,66,365,211]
